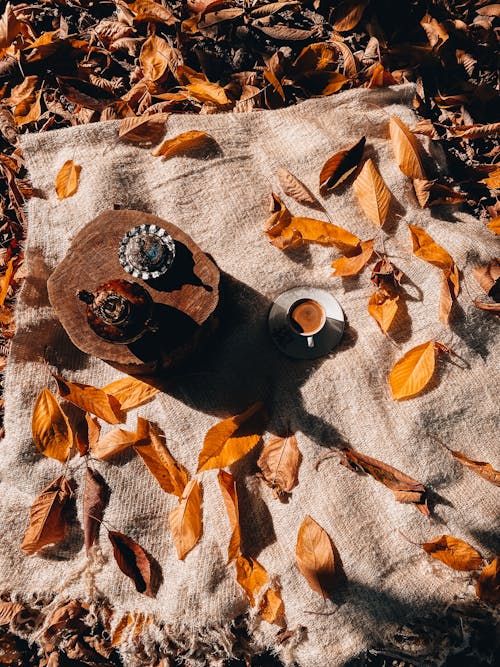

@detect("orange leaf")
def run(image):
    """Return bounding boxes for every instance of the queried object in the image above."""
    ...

[128,0,178,24]
[55,160,81,200]
[413,178,467,208]
[168,479,203,560]
[332,0,369,32]
[235,555,269,606]
[422,535,483,571]
[368,288,399,333]
[408,224,454,272]
[444,446,500,486]
[331,239,374,277]
[295,515,341,599]
[218,470,241,562]
[286,216,361,252]
[12,80,42,127]
[258,585,285,624]
[476,558,500,604]
[277,167,321,209]
[102,376,159,411]
[389,116,427,180]
[118,113,169,144]
[92,426,145,461]
[152,130,217,159]
[0,257,15,306]
[257,435,301,500]
[264,192,293,237]
[75,413,100,457]
[32,388,73,462]
[389,340,440,400]
[108,531,154,596]
[197,402,267,472]
[353,159,391,226]
[487,217,500,234]
[480,168,500,189]
[139,35,177,82]
[439,272,454,325]
[319,136,365,193]
[185,80,230,106]
[53,374,125,424]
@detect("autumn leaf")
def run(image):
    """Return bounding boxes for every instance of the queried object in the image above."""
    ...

[296,515,341,599]
[197,402,268,472]
[102,376,159,411]
[476,558,500,604]
[55,160,81,200]
[368,288,399,333]
[480,168,500,189]
[133,418,189,496]
[331,239,374,277]
[258,585,285,625]
[408,224,455,272]
[139,34,176,81]
[108,531,154,596]
[0,601,24,626]
[487,217,500,235]
[353,158,391,226]
[118,113,169,144]
[21,475,74,555]
[438,440,500,486]
[218,470,241,562]
[371,256,403,288]
[185,80,231,106]
[0,257,14,306]
[473,259,500,296]
[319,136,366,194]
[10,77,42,127]
[0,4,23,55]
[152,130,217,159]
[257,434,301,500]
[389,340,446,400]
[32,388,73,462]
[53,374,125,424]
[91,424,146,461]
[235,555,269,606]
[169,478,203,560]
[339,448,429,515]
[84,467,109,553]
[332,0,369,32]
[413,179,467,208]
[389,116,427,180]
[75,413,100,457]
[285,217,361,253]
[473,300,500,313]
[422,535,483,571]
[277,167,322,209]
[129,0,178,24]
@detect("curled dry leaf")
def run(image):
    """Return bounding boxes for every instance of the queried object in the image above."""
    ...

[118,113,169,144]
[168,478,203,560]
[277,167,322,209]
[128,0,178,24]
[371,256,403,288]
[259,586,285,625]
[268,215,361,253]
[319,136,365,194]
[197,402,267,472]
[0,601,25,626]
[257,434,301,500]
[472,259,500,296]
[55,160,81,200]
[218,470,241,562]
[389,116,427,180]
[413,179,467,208]
[32,388,73,462]
[473,300,500,313]
[476,557,500,604]
[329,36,357,78]
[75,412,100,457]
[152,130,217,159]
[296,515,341,599]
[339,448,429,515]
[389,340,446,400]
[91,424,146,461]
[102,376,159,411]
[134,418,188,496]
[440,442,500,486]
[235,555,269,606]
[331,239,374,277]
[368,288,399,333]
[21,475,74,555]
[53,374,125,424]
[447,123,500,139]
[108,531,154,596]
[422,535,483,571]
[84,467,109,553]
[353,158,391,226]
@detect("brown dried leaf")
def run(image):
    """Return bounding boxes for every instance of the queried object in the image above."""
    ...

[32,388,73,462]
[353,159,391,226]
[184,80,230,106]
[128,0,178,24]
[413,179,467,207]
[55,160,81,200]
[53,375,125,424]
[473,259,500,295]
[218,470,241,562]
[169,479,203,560]
[439,271,454,325]
[340,448,428,515]
[0,601,24,626]
[140,35,177,82]
[197,402,267,472]
[0,4,23,53]
[277,167,321,209]
[21,475,73,555]
[118,113,169,144]
[293,43,337,73]
[253,24,315,41]
[0,257,14,306]
[56,76,117,112]
[319,136,366,193]
[296,515,341,599]
[152,130,217,159]
[445,447,500,486]
[447,123,500,139]
[422,535,483,571]
[332,0,369,33]
[84,467,109,553]
[329,35,357,78]
[473,300,500,312]
[199,8,245,28]
[371,257,403,288]
[389,340,442,400]
[408,224,454,272]
[235,555,269,605]
[108,531,154,596]
[264,192,292,236]
[102,377,159,411]
[476,558,500,604]
[368,288,399,333]
[258,584,285,624]
[250,2,300,17]
[257,434,301,500]
[331,239,374,277]
[389,116,427,180]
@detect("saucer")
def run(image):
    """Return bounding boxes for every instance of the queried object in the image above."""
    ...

[268,286,345,359]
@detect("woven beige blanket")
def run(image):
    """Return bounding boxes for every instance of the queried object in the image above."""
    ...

[1,84,498,666]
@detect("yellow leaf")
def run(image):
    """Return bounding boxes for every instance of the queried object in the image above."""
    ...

[152,130,217,159]
[286,216,361,253]
[422,535,483,571]
[91,426,143,461]
[368,289,399,333]
[139,35,176,81]
[353,159,391,226]
[331,239,374,277]
[258,585,285,624]
[257,435,301,500]
[389,340,438,400]
[217,470,241,562]
[319,136,366,193]
[0,257,14,306]
[235,555,269,606]
[32,388,73,462]
[53,374,125,424]
[197,402,267,472]
[295,515,340,599]
[133,418,189,496]
[389,116,427,180]
[480,168,500,189]
[118,112,169,144]
[408,224,454,272]
[185,80,230,106]
[55,160,81,200]
[102,376,159,411]
[168,479,203,560]
[487,217,500,234]
[476,558,500,604]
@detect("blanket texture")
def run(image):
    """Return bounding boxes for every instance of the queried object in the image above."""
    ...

[1,84,498,666]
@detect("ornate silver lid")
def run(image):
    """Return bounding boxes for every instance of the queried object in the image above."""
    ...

[118,224,175,280]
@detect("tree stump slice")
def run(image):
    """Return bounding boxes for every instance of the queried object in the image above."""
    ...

[47,209,220,376]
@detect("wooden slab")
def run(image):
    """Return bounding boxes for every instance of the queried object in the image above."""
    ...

[47,209,220,376]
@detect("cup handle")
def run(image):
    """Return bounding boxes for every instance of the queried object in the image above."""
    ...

[307,335,314,348]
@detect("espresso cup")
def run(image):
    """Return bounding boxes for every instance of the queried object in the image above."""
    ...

[287,298,327,348]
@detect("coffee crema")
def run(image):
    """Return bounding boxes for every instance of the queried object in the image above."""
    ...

[289,299,326,335]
